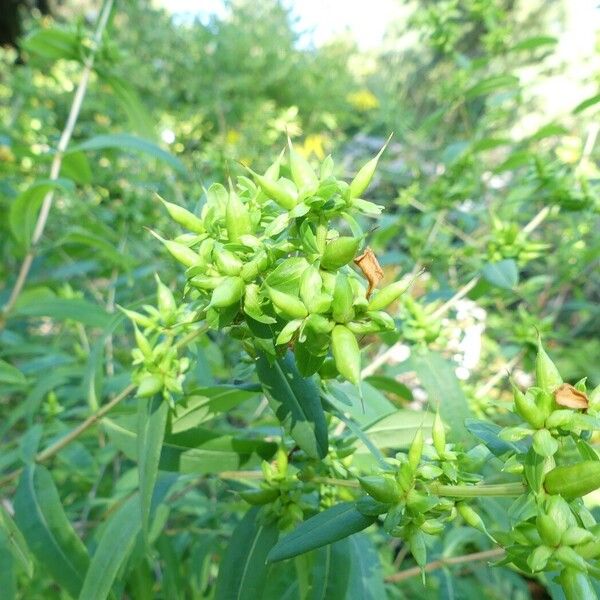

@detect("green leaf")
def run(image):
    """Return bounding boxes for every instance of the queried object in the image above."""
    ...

[573,93,600,114]
[347,534,387,600]
[14,465,89,597]
[0,505,33,578]
[360,410,434,451]
[255,351,328,459]
[0,360,26,386]
[22,27,80,61]
[310,540,351,600]
[104,417,277,474]
[72,133,186,173]
[364,375,413,403]
[410,350,471,442]
[9,178,75,247]
[0,532,16,600]
[215,508,279,600]
[11,297,112,328]
[138,395,169,543]
[79,494,141,600]
[465,75,519,99]
[481,259,519,289]
[510,36,557,52]
[465,419,528,456]
[267,503,375,563]
[61,151,93,185]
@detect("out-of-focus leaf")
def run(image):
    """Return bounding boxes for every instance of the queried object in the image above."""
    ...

[0,360,26,386]
[347,534,387,600]
[0,532,16,600]
[256,352,328,459]
[360,410,434,451]
[138,395,169,542]
[410,350,471,442]
[465,75,519,99]
[22,27,80,61]
[72,133,186,173]
[481,259,519,290]
[268,503,375,563]
[14,465,89,597]
[215,508,279,600]
[573,93,600,114]
[310,539,351,600]
[0,505,33,578]
[11,297,112,328]
[364,375,413,404]
[510,36,557,52]
[61,151,93,185]
[78,494,141,600]
[466,419,528,456]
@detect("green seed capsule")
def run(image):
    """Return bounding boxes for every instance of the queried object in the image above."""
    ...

[304,313,334,334]
[159,196,204,233]
[155,275,176,315]
[321,236,360,271]
[119,306,154,329]
[558,568,598,600]
[432,411,446,457]
[457,503,487,533]
[248,168,297,210]
[239,488,280,505]
[546,495,577,532]
[215,249,243,276]
[240,251,269,282]
[420,519,445,536]
[188,275,225,290]
[527,545,554,573]
[544,461,600,499]
[555,546,589,572]
[562,527,594,547]
[358,475,401,504]
[133,325,152,358]
[408,429,424,470]
[349,139,388,199]
[288,139,318,192]
[537,514,562,547]
[268,288,308,319]
[513,384,545,429]
[332,273,355,324]
[331,325,361,385]
[151,231,199,267]
[299,266,323,312]
[589,384,600,411]
[210,276,245,308]
[137,374,163,398]
[226,189,251,243]
[368,280,411,311]
[536,338,563,393]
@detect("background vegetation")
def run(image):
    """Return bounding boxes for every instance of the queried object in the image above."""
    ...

[0,0,599,598]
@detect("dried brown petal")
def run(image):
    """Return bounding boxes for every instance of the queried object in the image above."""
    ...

[554,383,589,409]
[354,247,384,298]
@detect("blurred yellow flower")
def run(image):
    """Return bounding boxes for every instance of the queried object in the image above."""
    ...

[555,136,581,164]
[226,129,241,145]
[347,89,379,111]
[298,134,327,159]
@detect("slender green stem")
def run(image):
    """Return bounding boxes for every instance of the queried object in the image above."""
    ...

[428,482,526,497]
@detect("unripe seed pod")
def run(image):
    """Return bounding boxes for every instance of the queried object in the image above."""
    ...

[226,189,251,243]
[299,266,323,312]
[268,288,308,320]
[331,325,361,385]
[215,249,243,276]
[309,293,332,314]
[210,276,245,308]
[555,546,589,572]
[558,568,598,600]
[513,384,545,429]
[396,462,414,492]
[264,150,284,182]
[574,535,600,560]
[368,279,411,311]
[159,196,204,233]
[358,475,401,504]
[408,429,424,470]
[589,384,600,411]
[527,545,554,573]
[532,428,559,457]
[188,275,225,290]
[349,139,389,199]
[137,374,163,398]
[546,409,576,430]
[119,307,154,329]
[241,252,269,282]
[546,495,577,533]
[534,389,555,421]
[239,488,280,505]
[457,503,487,533]
[366,311,395,330]
[346,320,382,335]
[544,462,600,499]
[133,325,152,358]
[562,527,595,547]
[420,519,445,535]
[155,275,176,315]
[332,274,355,324]
[151,231,199,267]
[536,338,563,393]
[249,168,297,210]
[288,139,318,192]
[432,411,446,457]
[304,313,334,334]
[321,236,361,271]
[537,514,562,547]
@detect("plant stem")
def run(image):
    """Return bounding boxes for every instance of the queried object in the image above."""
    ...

[386,547,505,582]
[1,0,114,321]
[428,482,526,497]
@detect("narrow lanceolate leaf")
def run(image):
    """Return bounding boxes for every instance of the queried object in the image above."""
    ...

[79,494,142,600]
[14,465,89,597]
[310,539,351,600]
[0,505,33,577]
[137,394,169,543]
[215,508,279,600]
[267,503,375,563]
[0,532,16,600]
[256,351,328,459]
